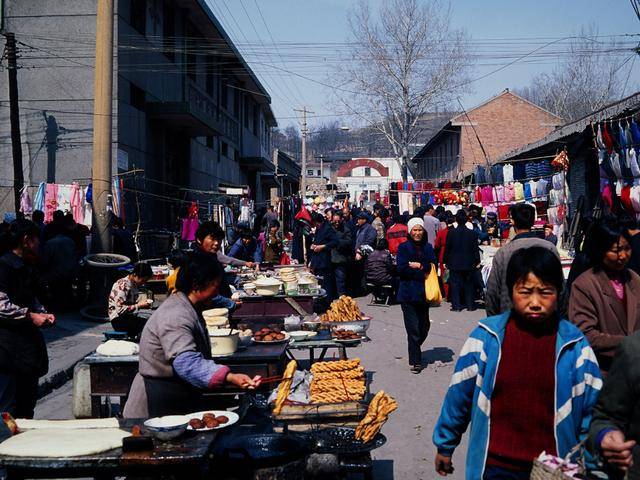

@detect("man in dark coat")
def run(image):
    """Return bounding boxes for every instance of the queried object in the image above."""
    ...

[330,213,353,297]
[444,210,481,311]
[355,212,377,258]
[309,213,339,301]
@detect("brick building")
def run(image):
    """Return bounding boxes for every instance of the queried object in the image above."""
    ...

[412,90,562,180]
[497,91,640,219]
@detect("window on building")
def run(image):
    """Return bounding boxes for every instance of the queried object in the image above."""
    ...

[243,97,250,129]
[205,67,214,97]
[253,106,259,134]
[206,136,214,149]
[233,89,240,117]
[364,167,371,176]
[221,141,228,157]
[221,82,228,110]
[307,169,314,176]
[130,83,146,111]
[162,1,174,60]
[131,0,147,35]
[317,170,322,177]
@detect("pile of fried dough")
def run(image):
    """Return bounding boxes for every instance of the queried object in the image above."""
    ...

[320,296,363,322]
[310,359,365,404]
[355,390,398,443]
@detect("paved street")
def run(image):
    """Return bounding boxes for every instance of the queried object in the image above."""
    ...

[35,298,482,479]
[358,299,483,480]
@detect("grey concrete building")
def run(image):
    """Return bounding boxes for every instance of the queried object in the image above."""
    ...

[0,0,277,227]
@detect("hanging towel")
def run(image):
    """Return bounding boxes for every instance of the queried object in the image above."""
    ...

[82,187,93,228]
[70,182,84,224]
[44,183,59,223]
[34,182,46,212]
[57,184,72,213]
[19,187,33,216]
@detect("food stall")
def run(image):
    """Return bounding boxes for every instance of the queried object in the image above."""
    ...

[230,267,325,323]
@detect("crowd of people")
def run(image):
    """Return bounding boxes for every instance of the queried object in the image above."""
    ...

[3,196,640,478]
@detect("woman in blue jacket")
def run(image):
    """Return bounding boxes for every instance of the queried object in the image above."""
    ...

[433,247,601,479]
[396,217,437,373]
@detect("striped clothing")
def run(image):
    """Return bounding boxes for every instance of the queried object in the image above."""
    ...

[432,312,602,479]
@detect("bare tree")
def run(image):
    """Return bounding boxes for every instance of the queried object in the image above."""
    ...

[514,25,635,122]
[333,0,472,180]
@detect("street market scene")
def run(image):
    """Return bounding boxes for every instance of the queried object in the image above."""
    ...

[1,0,640,479]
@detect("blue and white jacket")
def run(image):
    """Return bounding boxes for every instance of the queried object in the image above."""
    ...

[432,312,602,479]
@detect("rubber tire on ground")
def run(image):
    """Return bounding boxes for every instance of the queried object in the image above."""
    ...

[84,253,130,268]
[80,305,110,323]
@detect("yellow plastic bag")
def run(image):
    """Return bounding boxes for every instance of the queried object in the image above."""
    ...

[424,264,442,304]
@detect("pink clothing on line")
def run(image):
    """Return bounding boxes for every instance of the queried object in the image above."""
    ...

[70,182,84,224]
[44,183,58,223]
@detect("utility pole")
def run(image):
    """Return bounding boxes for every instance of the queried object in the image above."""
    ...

[91,0,114,252]
[4,32,24,215]
[294,107,313,198]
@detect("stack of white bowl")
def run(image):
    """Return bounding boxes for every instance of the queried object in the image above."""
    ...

[202,307,229,333]
[279,268,298,295]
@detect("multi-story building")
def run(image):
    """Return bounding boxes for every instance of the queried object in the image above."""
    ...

[412,89,562,181]
[0,0,277,227]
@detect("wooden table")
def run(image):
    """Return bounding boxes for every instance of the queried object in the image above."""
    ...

[0,419,218,479]
[231,295,316,323]
[82,343,289,417]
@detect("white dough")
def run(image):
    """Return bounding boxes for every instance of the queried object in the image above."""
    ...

[16,418,119,431]
[96,340,139,357]
[0,428,130,457]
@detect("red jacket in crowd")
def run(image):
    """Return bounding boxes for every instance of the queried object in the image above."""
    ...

[386,223,408,255]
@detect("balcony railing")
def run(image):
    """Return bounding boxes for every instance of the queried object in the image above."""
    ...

[186,81,239,144]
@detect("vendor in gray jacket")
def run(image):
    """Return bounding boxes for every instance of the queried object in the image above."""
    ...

[123,254,260,418]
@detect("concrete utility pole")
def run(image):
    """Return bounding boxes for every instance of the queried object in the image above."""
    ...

[4,33,24,215]
[91,0,114,252]
[294,107,313,197]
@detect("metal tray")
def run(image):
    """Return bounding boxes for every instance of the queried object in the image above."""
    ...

[306,427,387,455]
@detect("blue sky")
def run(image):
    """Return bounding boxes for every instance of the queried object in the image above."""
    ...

[206,0,640,129]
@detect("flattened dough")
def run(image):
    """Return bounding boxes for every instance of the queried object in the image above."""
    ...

[0,428,130,457]
[16,418,119,431]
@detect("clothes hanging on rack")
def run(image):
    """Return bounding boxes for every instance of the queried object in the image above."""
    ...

[34,182,45,212]
[19,187,32,216]
[44,184,58,223]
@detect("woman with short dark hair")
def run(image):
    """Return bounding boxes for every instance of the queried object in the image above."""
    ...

[569,216,640,372]
[123,254,261,418]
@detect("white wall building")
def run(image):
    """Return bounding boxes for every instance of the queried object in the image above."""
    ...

[336,157,410,205]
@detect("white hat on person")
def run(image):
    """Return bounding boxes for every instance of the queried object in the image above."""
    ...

[407,217,425,232]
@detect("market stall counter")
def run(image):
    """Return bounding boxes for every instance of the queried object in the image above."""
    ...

[80,342,288,418]
[0,418,218,479]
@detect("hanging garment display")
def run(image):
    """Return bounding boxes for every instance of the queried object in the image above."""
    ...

[57,184,73,214]
[70,182,84,224]
[19,187,33,216]
[551,150,570,171]
[513,182,524,201]
[34,182,45,212]
[502,164,514,183]
[181,201,199,242]
[398,192,413,214]
[44,183,58,223]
